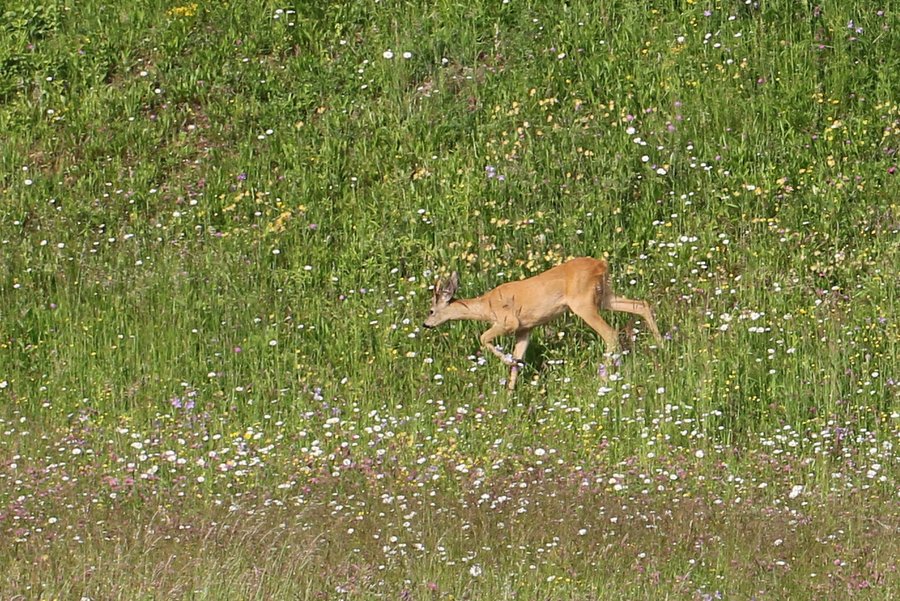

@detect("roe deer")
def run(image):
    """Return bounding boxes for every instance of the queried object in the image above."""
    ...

[422,257,662,389]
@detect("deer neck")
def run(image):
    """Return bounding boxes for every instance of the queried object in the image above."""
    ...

[446,297,493,323]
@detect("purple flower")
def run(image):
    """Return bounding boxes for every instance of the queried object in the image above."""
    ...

[237,172,247,181]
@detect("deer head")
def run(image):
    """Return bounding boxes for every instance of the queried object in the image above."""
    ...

[423,272,459,328]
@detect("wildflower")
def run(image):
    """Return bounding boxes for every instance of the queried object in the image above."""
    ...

[167,3,198,17]
[469,565,483,577]
[383,50,394,59]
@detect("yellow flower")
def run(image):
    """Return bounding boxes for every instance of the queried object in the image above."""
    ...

[167,3,198,17]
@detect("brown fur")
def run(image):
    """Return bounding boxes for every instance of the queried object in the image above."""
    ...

[423,257,663,390]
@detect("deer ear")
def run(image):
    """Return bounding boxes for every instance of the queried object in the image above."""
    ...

[444,271,459,297]
[433,277,442,301]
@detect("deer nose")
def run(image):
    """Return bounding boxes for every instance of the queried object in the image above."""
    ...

[422,322,433,329]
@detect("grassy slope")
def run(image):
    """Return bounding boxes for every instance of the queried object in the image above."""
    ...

[0,1,898,599]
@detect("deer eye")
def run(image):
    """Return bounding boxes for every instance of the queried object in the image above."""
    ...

[429,309,435,315]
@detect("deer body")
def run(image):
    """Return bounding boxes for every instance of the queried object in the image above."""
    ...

[423,257,662,389]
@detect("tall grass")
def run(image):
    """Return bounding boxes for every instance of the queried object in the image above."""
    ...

[1,1,897,598]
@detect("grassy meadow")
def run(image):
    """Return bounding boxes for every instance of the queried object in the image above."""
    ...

[1,0,898,598]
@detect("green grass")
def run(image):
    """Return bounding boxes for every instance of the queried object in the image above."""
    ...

[1,0,898,598]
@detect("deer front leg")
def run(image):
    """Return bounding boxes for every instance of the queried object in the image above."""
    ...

[507,330,531,390]
[479,324,516,367]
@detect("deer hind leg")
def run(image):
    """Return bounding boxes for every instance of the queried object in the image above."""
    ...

[603,296,663,344]
[507,330,531,390]
[569,301,620,354]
